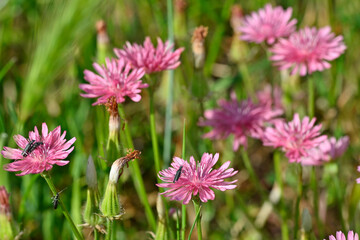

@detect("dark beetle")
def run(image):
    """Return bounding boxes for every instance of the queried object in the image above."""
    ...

[173,166,183,183]
[21,140,35,157]
[52,188,67,209]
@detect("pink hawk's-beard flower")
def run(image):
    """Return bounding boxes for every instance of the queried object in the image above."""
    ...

[325,231,359,240]
[79,58,147,105]
[199,90,283,151]
[239,4,297,45]
[270,26,346,76]
[301,136,349,166]
[114,37,184,74]
[157,153,238,205]
[263,113,327,163]
[1,123,76,176]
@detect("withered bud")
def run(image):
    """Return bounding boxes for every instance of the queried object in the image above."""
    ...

[96,20,109,45]
[109,150,141,184]
[230,5,244,34]
[191,26,208,69]
[104,96,119,118]
[175,0,187,13]
[104,96,120,142]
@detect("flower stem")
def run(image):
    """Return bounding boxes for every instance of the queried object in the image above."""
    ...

[181,120,187,240]
[118,105,157,231]
[188,200,202,240]
[105,219,113,240]
[94,228,99,240]
[308,76,314,119]
[294,164,303,240]
[240,147,266,200]
[310,167,323,236]
[41,173,84,240]
[273,151,289,240]
[163,0,175,168]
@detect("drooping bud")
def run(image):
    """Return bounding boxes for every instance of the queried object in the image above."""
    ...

[191,26,208,69]
[0,186,13,240]
[100,150,141,219]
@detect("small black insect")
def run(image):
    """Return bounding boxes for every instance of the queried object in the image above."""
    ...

[173,166,183,183]
[21,140,43,157]
[52,188,67,209]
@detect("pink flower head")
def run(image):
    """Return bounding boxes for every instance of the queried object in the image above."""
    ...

[263,113,327,162]
[325,231,359,240]
[239,4,297,45]
[114,37,185,74]
[157,153,238,204]
[0,186,11,219]
[199,91,283,151]
[270,26,346,76]
[357,166,360,184]
[1,123,76,176]
[301,136,349,165]
[79,58,147,105]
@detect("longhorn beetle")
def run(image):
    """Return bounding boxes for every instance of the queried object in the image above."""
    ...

[21,140,43,157]
[173,166,183,183]
[52,188,67,209]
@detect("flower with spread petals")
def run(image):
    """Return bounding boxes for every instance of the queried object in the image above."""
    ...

[239,4,297,45]
[270,26,346,76]
[263,113,327,162]
[157,153,238,204]
[1,123,76,176]
[199,91,283,151]
[79,58,147,105]
[114,37,184,74]
[356,167,360,184]
[325,231,359,240]
[301,136,349,165]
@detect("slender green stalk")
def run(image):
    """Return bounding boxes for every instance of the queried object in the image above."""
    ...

[41,173,84,240]
[94,228,99,240]
[188,200,202,240]
[176,210,180,240]
[310,167,322,236]
[308,77,314,119]
[273,151,289,240]
[118,105,157,231]
[105,219,113,240]
[148,86,161,177]
[163,0,175,167]
[240,147,267,200]
[294,164,303,240]
[181,120,187,240]
[238,63,254,99]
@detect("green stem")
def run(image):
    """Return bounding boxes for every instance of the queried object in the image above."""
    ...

[163,0,175,168]
[118,105,157,231]
[310,167,322,236]
[94,228,99,240]
[105,219,113,240]
[294,164,303,240]
[41,173,84,240]
[308,76,314,118]
[273,151,289,240]
[238,63,254,99]
[181,120,187,240]
[148,87,161,177]
[188,200,202,240]
[240,147,267,200]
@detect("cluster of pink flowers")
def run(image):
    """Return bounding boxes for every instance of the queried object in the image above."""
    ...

[1,123,76,176]
[157,153,238,204]
[325,231,359,240]
[239,4,346,76]
[199,87,283,151]
[80,37,184,105]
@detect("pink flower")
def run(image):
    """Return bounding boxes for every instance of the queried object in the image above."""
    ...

[114,37,184,74]
[239,4,297,45]
[301,136,349,165]
[357,166,360,184]
[199,91,283,151]
[1,123,76,176]
[270,26,346,76]
[0,186,11,219]
[157,153,238,204]
[79,58,147,105]
[263,113,327,162]
[325,231,359,240]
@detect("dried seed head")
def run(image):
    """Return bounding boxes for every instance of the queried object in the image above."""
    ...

[175,0,187,13]
[109,150,141,184]
[191,26,208,68]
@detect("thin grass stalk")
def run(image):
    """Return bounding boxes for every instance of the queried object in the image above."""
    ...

[294,164,303,240]
[148,86,161,177]
[273,151,289,240]
[310,167,322,236]
[118,105,157,231]
[163,0,175,168]
[188,200,202,240]
[181,120,187,240]
[41,173,84,240]
[240,147,267,200]
[308,77,314,119]
[176,210,180,240]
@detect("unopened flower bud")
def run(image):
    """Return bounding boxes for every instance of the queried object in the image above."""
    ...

[155,194,166,239]
[0,186,13,240]
[96,20,110,63]
[86,155,98,189]
[301,208,312,232]
[191,26,208,69]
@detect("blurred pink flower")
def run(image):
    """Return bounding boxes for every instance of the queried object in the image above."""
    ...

[199,91,283,151]
[325,231,359,240]
[1,123,76,176]
[263,113,327,162]
[239,4,297,44]
[0,186,11,219]
[114,37,184,74]
[80,58,147,105]
[270,26,346,76]
[157,153,238,204]
[301,136,349,165]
